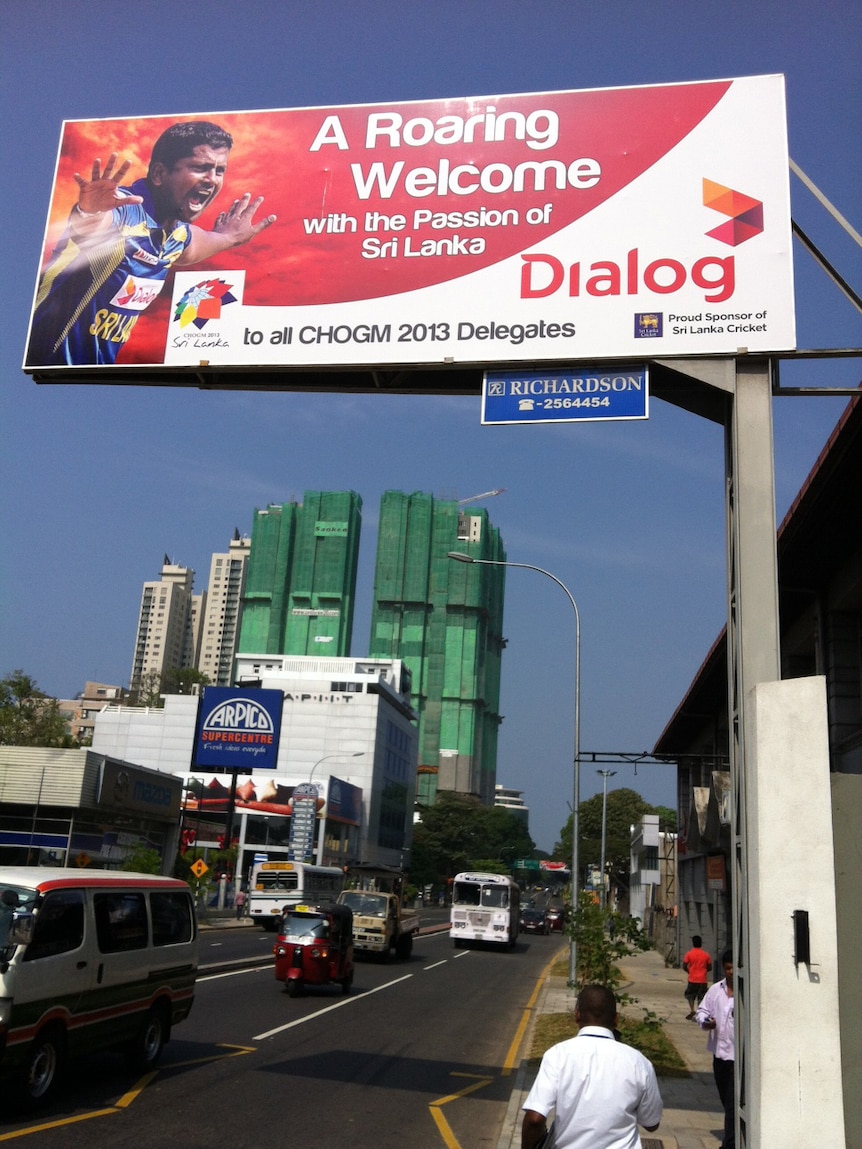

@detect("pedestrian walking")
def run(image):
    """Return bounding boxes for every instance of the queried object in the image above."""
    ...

[521,983,662,1148]
[696,949,735,1149]
[682,934,712,1018]
[234,888,247,919]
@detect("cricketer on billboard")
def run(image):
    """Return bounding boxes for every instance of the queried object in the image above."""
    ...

[23,75,795,376]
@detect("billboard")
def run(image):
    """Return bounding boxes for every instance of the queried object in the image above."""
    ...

[24,76,794,380]
[193,687,284,770]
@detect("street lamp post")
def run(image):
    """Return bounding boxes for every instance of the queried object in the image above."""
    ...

[306,752,364,864]
[308,751,364,785]
[448,550,581,991]
[597,769,617,906]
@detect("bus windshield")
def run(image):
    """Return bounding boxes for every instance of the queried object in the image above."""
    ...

[480,886,509,908]
[452,881,509,908]
[255,872,299,892]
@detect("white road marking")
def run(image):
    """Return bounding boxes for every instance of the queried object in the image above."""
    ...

[253,973,414,1040]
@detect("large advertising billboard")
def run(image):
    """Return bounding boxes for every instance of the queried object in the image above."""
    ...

[193,687,284,771]
[23,76,794,380]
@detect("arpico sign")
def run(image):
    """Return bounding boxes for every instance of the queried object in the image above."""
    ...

[23,75,794,382]
[193,686,283,770]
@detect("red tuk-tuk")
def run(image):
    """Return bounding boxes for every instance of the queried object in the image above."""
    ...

[273,903,354,997]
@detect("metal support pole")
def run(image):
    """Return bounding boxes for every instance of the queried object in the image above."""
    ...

[726,359,781,1149]
[307,752,364,865]
[449,551,581,992]
[597,769,617,906]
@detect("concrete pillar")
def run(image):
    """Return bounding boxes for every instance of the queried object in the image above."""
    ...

[744,675,845,1147]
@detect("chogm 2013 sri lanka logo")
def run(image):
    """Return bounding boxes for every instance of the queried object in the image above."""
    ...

[173,278,238,329]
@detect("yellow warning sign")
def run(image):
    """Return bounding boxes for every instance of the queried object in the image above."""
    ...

[191,859,209,879]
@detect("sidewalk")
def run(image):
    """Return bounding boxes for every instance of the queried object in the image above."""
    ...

[497,947,726,1149]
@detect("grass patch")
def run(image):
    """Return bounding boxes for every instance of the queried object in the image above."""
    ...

[528,1011,688,1078]
[618,1015,688,1077]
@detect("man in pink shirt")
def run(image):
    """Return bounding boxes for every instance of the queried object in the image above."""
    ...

[696,949,735,1149]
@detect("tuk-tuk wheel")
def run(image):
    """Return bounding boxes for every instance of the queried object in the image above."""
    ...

[286,978,302,997]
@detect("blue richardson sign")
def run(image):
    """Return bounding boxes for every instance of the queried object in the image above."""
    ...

[194,686,283,770]
[481,365,648,425]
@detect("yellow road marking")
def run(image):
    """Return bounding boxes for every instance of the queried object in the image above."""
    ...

[114,1071,158,1108]
[502,949,563,1075]
[429,1074,494,1149]
[0,1045,256,1140]
[164,1043,255,1069]
[0,1109,118,1141]
[429,947,564,1149]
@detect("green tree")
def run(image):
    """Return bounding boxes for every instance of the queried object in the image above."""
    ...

[121,846,162,874]
[132,667,211,707]
[652,805,677,833]
[410,793,534,889]
[568,891,651,994]
[133,670,165,708]
[162,667,211,695]
[0,670,74,747]
[554,787,658,892]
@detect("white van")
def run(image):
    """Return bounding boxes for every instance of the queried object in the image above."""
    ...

[0,867,198,1106]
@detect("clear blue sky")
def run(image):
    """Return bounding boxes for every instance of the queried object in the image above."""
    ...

[1,1,860,852]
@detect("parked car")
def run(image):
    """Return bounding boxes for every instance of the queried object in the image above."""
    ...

[520,907,549,935]
[545,905,566,932]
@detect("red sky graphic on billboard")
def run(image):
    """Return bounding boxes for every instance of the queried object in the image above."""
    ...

[35,85,726,354]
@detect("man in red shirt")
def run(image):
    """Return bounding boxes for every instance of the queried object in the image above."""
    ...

[682,935,712,1019]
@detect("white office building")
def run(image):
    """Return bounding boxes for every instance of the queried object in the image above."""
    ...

[494,784,529,827]
[129,559,197,697]
[92,655,418,879]
[197,533,251,686]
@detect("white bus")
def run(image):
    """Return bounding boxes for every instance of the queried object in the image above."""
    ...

[248,860,345,930]
[450,871,521,948]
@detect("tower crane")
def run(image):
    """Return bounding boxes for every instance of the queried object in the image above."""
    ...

[457,488,507,505]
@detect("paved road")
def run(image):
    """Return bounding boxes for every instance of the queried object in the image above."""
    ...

[1,925,558,1149]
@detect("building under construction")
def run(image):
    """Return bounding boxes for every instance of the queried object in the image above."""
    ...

[368,491,506,806]
[238,491,362,657]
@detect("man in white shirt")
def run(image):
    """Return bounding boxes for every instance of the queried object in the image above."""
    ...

[521,984,662,1149]
[695,949,735,1149]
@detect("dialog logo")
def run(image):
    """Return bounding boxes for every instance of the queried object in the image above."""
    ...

[111,275,166,311]
[173,278,238,329]
[703,179,764,246]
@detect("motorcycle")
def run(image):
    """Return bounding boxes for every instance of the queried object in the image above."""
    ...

[273,903,354,997]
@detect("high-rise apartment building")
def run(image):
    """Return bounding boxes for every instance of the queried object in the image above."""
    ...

[368,491,505,806]
[130,558,196,697]
[238,491,362,658]
[197,531,251,686]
